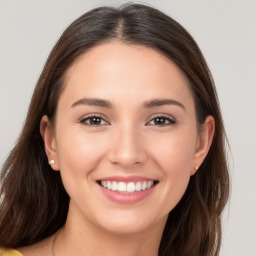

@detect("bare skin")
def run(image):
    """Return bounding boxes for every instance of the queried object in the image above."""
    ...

[18,42,214,256]
[18,235,55,256]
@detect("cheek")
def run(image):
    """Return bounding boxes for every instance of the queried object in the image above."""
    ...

[55,127,107,177]
[159,139,192,189]
[54,127,109,207]
[148,129,197,209]
[150,130,196,173]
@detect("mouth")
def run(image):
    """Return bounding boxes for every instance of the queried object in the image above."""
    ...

[97,180,159,193]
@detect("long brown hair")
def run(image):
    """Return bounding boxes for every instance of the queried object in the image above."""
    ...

[0,3,229,255]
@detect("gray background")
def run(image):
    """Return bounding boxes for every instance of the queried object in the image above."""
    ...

[0,0,255,255]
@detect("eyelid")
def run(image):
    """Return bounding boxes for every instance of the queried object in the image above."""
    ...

[78,113,176,127]
[80,113,110,126]
[146,113,176,126]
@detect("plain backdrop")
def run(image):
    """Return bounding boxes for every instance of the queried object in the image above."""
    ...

[0,0,255,255]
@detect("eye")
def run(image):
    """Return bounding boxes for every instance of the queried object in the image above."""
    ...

[146,115,176,126]
[80,115,108,126]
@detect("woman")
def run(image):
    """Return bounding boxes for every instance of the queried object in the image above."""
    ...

[0,3,229,256]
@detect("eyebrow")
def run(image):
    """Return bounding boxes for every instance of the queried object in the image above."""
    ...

[71,97,185,111]
[71,98,112,108]
[143,99,186,111]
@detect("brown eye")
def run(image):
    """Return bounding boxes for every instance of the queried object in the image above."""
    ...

[147,116,176,126]
[89,117,102,125]
[154,117,167,125]
[81,116,108,126]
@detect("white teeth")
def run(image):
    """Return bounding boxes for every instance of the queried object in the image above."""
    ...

[142,181,147,191]
[127,182,136,193]
[102,181,107,188]
[100,180,155,193]
[112,181,118,191]
[107,181,112,190]
[135,182,142,191]
[118,182,126,192]
[147,181,154,189]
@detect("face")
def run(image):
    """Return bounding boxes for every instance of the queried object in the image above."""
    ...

[42,42,213,236]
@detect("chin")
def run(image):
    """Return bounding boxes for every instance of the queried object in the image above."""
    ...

[101,220,152,235]
[93,208,165,236]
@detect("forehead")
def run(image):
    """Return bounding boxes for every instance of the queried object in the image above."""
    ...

[67,42,189,82]
[60,42,194,109]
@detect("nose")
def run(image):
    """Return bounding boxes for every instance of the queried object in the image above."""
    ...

[107,125,148,168]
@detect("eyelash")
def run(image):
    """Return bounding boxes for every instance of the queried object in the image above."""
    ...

[80,114,109,127]
[80,114,176,127]
[146,115,176,127]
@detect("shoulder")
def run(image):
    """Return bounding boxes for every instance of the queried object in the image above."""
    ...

[0,233,55,256]
[16,234,55,256]
[0,249,23,256]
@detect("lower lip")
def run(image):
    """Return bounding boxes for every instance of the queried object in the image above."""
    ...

[98,184,157,204]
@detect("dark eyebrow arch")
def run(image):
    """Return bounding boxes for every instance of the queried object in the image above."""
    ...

[71,98,112,108]
[143,99,186,111]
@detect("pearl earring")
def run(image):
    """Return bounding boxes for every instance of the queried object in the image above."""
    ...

[49,160,55,165]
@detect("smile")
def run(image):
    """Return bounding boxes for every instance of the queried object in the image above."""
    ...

[99,180,156,193]
[97,176,159,203]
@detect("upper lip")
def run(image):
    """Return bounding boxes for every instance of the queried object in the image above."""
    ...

[97,175,157,183]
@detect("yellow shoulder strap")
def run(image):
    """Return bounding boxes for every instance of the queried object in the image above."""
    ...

[0,249,23,256]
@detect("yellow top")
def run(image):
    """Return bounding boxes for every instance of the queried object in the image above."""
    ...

[0,249,23,256]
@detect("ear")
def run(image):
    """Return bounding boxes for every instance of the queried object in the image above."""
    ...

[40,115,60,171]
[191,115,215,175]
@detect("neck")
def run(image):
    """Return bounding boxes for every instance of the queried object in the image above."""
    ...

[55,206,166,256]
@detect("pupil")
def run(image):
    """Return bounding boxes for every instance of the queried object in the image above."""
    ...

[92,117,100,124]
[156,118,164,124]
